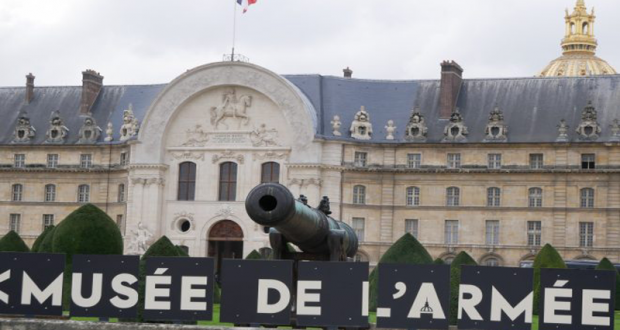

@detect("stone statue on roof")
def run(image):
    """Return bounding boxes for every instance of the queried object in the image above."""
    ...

[350,106,372,140]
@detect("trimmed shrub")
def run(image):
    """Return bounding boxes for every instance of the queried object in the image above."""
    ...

[0,231,30,252]
[449,251,477,325]
[597,257,620,310]
[369,233,433,311]
[245,250,263,260]
[533,244,566,315]
[32,225,54,252]
[52,204,123,263]
[37,226,57,253]
[175,245,189,257]
[433,257,445,265]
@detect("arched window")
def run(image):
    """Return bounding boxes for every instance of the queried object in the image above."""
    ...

[529,188,543,207]
[78,184,90,203]
[219,162,238,201]
[406,186,420,206]
[261,162,280,183]
[12,184,23,202]
[44,184,56,202]
[484,258,500,267]
[118,184,125,202]
[580,188,594,208]
[487,187,501,207]
[446,187,460,206]
[582,22,589,35]
[353,185,366,204]
[178,162,196,201]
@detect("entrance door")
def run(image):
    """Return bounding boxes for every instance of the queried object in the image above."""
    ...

[207,220,244,279]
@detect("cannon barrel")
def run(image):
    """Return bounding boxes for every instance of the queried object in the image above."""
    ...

[245,183,358,258]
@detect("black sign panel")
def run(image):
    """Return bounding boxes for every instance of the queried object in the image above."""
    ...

[376,264,450,329]
[143,257,214,321]
[69,254,139,318]
[539,268,616,330]
[458,266,534,330]
[0,252,65,316]
[296,261,369,327]
[220,259,293,325]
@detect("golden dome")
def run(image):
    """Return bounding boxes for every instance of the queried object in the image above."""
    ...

[539,0,617,77]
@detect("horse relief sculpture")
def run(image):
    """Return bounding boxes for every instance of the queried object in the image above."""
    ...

[210,88,253,130]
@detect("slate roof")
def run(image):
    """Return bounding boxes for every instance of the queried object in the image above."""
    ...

[1,73,620,145]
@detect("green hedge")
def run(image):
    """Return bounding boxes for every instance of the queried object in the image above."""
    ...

[32,225,54,252]
[433,257,445,265]
[532,244,566,315]
[245,250,263,260]
[369,233,433,311]
[0,231,30,252]
[52,204,123,262]
[449,251,477,325]
[37,226,57,253]
[597,257,620,310]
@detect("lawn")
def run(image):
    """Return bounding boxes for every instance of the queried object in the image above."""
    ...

[71,308,620,329]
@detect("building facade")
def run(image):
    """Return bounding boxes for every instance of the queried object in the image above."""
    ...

[0,0,618,267]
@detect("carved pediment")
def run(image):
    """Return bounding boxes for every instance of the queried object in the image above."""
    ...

[483,105,508,142]
[45,110,69,144]
[77,116,102,144]
[350,106,373,140]
[13,111,36,143]
[405,108,427,142]
[442,109,468,142]
[575,101,601,141]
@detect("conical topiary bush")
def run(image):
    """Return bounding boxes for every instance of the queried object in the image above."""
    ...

[433,257,445,265]
[449,251,477,325]
[52,204,123,262]
[245,249,263,260]
[32,225,55,252]
[37,226,57,253]
[0,231,30,252]
[532,244,566,315]
[596,257,620,310]
[369,233,433,311]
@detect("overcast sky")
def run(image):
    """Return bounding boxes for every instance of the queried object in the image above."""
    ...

[1,0,619,86]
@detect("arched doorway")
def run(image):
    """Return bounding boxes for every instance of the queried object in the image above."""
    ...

[208,220,244,277]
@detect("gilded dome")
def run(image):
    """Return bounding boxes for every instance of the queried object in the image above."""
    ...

[538,0,617,77]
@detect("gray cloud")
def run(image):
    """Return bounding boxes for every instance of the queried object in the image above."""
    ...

[1,0,618,86]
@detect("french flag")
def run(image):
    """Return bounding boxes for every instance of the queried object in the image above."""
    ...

[237,0,257,13]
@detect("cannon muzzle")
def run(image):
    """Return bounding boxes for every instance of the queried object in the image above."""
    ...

[245,183,358,259]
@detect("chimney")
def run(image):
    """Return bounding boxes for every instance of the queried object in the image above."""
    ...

[438,60,463,119]
[80,69,104,114]
[343,67,353,78]
[25,73,35,104]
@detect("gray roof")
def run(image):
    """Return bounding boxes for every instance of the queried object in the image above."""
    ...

[0,84,164,145]
[285,74,620,143]
[2,73,620,145]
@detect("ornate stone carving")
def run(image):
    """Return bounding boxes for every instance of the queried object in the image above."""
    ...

[215,204,234,218]
[288,178,322,187]
[170,150,205,161]
[350,106,372,140]
[442,109,468,142]
[77,116,102,144]
[120,104,139,141]
[12,111,36,143]
[45,110,69,144]
[384,120,396,140]
[126,222,153,255]
[610,119,620,142]
[484,105,508,142]
[212,150,244,164]
[330,115,342,136]
[130,178,147,185]
[253,151,290,161]
[182,124,210,147]
[556,119,570,142]
[404,109,427,142]
[250,124,280,147]
[575,101,601,140]
[210,88,252,129]
[105,122,114,142]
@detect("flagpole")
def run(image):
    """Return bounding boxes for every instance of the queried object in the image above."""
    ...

[231,0,238,61]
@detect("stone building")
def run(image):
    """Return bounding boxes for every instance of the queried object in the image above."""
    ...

[0,0,619,267]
